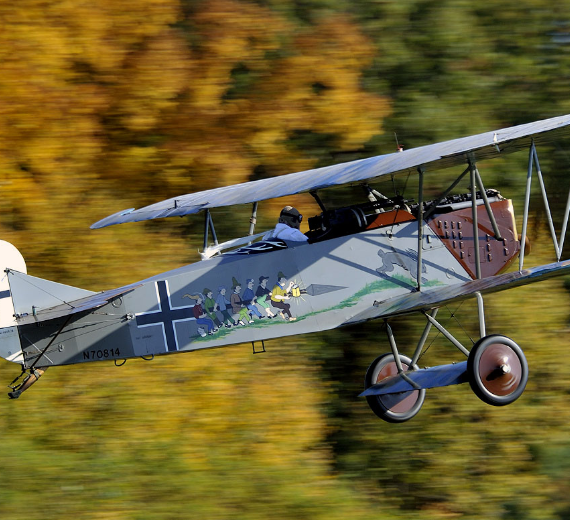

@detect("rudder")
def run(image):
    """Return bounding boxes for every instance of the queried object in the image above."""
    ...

[0,241,26,363]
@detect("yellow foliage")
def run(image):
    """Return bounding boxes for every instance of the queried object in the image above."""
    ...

[238,15,391,173]
[0,2,401,519]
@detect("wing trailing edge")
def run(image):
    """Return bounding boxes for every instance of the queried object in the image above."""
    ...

[346,259,570,324]
[91,114,570,229]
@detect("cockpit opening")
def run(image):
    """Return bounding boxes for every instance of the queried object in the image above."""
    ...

[219,189,504,256]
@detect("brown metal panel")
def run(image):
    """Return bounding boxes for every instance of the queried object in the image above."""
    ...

[427,200,520,279]
[366,209,416,230]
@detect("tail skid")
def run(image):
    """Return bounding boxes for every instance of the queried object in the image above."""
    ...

[7,367,47,399]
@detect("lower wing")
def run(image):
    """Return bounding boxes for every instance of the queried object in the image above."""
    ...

[346,259,570,324]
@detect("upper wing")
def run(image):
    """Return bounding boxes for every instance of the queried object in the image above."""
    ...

[91,114,570,229]
[345,259,570,324]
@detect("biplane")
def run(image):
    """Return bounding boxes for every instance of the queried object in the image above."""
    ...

[2,114,570,423]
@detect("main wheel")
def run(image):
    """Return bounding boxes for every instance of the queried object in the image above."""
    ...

[364,353,426,423]
[467,334,528,406]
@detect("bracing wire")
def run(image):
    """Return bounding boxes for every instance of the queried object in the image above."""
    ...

[416,301,471,363]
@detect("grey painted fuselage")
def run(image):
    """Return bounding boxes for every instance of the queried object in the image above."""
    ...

[18,219,471,368]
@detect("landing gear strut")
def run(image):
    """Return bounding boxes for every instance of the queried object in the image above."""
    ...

[362,303,529,422]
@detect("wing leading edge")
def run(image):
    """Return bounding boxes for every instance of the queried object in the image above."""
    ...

[359,361,469,397]
[346,259,570,325]
[91,114,570,229]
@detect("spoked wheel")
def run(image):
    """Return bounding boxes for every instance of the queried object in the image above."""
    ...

[468,334,528,406]
[364,353,426,423]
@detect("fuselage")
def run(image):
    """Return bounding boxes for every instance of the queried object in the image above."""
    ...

[17,195,520,368]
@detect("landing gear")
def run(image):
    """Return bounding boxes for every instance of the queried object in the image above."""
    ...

[364,353,426,423]
[467,334,528,406]
[362,300,529,421]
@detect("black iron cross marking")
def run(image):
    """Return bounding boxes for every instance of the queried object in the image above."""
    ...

[135,280,193,352]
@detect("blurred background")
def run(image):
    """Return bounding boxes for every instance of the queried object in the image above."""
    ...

[2,1,570,518]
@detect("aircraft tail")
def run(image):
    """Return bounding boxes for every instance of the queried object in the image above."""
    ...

[0,240,95,365]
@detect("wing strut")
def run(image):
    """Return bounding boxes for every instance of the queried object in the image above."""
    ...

[519,144,534,271]
[203,210,219,251]
[248,202,258,237]
[560,181,570,255]
[535,144,560,258]
[469,158,503,240]
[519,140,570,269]
[310,190,327,212]
[423,165,470,220]
[417,168,424,290]
[470,160,482,279]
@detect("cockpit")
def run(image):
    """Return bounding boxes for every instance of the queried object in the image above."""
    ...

[212,189,503,259]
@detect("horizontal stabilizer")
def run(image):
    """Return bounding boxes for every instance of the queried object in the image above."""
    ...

[15,284,142,326]
[359,361,468,397]
[347,259,570,324]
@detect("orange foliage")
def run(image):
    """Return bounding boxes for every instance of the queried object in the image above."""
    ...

[0,0,390,287]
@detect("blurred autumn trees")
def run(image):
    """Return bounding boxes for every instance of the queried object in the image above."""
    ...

[0,0,389,287]
[3,1,570,519]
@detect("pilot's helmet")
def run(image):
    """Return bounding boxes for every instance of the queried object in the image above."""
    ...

[279,206,303,229]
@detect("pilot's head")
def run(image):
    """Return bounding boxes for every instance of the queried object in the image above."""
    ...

[279,206,303,230]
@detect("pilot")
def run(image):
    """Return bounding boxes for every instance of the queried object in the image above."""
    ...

[263,206,309,242]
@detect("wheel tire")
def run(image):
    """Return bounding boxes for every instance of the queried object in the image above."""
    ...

[364,353,426,423]
[468,334,528,406]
